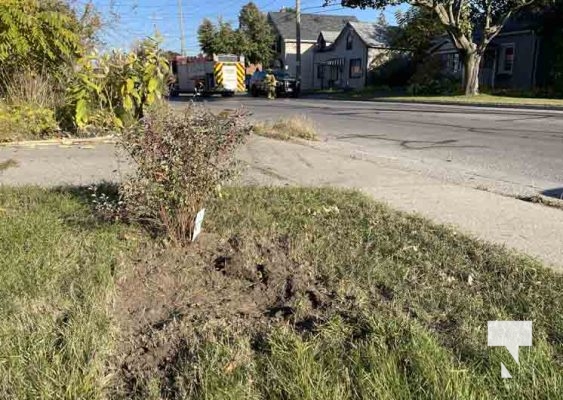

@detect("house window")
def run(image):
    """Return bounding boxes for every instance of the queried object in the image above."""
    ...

[346,33,353,50]
[498,44,515,74]
[349,58,362,78]
[447,52,460,73]
[317,65,324,79]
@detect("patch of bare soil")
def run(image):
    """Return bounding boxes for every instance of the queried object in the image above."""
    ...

[110,232,334,397]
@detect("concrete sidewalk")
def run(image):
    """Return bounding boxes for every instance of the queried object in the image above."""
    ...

[239,136,563,271]
[1,136,561,270]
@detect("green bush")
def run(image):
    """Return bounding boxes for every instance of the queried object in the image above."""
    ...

[407,77,461,96]
[406,55,462,96]
[120,104,251,245]
[370,56,415,87]
[0,103,58,142]
[67,38,170,133]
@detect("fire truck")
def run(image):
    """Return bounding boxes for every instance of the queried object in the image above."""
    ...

[169,54,246,97]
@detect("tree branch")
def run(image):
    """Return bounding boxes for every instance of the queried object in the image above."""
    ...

[447,2,455,27]
[454,0,464,26]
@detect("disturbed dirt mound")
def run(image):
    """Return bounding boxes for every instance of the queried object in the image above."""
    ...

[111,232,333,397]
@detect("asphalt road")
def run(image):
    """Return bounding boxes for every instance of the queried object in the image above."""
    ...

[172,95,563,199]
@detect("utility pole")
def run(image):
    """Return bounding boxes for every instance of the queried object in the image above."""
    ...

[177,0,187,56]
[295,0,301,82]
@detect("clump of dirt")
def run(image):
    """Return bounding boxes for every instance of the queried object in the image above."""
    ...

[111,232,334,397]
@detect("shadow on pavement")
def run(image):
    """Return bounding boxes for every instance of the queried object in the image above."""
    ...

[542,187,563,199]
[168,94,250,104]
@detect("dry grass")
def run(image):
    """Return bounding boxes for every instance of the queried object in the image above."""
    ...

[0,70,62,142]
[0,70,60,109]
[253,115,318,141]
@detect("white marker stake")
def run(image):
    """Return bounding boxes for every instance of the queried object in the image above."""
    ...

[192,208,205,242]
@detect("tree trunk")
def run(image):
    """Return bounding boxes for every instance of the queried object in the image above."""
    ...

[464,52,481,96]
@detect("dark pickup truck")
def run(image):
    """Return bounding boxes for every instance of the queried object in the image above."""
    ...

[249,71,300,98]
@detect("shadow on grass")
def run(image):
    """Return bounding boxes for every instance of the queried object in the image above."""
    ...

[52,181,125,230]
[54,181,170,242]
[54,181,121,204]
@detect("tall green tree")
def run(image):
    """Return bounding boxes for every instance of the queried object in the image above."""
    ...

[214,20,241,55]
[238,2,275,65]
[197,2,273,63]
[393,7,444,61]
[197,18,217,56]
[197,18,242,56]
[0,0,83,77]
[340,0,543,95]
[538,0,563,94]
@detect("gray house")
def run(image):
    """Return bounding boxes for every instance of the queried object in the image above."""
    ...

[430,20,543,90]
[314,21,394,90]
[268,11,358,90]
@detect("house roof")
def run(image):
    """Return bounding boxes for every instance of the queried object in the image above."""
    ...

[429,15,540,54]
[348,21,393,48]
[268,12,358,41]
[319,30,340,43]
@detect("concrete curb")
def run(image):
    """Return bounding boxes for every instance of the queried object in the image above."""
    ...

[0,136,117,148]
[304,94,563,112]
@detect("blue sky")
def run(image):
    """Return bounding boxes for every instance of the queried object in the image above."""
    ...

[80,0,405,55]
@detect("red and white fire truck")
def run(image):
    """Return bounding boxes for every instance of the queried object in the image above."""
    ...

[169,54,246,97]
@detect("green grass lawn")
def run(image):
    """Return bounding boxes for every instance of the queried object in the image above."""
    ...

[384,94,563,107]
[336,92,563,108]
[1,186,562,399]
[0,187,132,399]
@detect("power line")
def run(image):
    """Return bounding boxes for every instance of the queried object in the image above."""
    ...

[310,7,346,14]
[302,4,344,11]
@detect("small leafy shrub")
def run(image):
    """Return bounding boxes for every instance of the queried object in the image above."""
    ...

[0,103,58,142]
[89,184,126,222]
[120,104,251,245]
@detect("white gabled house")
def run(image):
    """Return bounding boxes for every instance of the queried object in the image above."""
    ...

[314,21,395,90]
[268,11,359,90]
